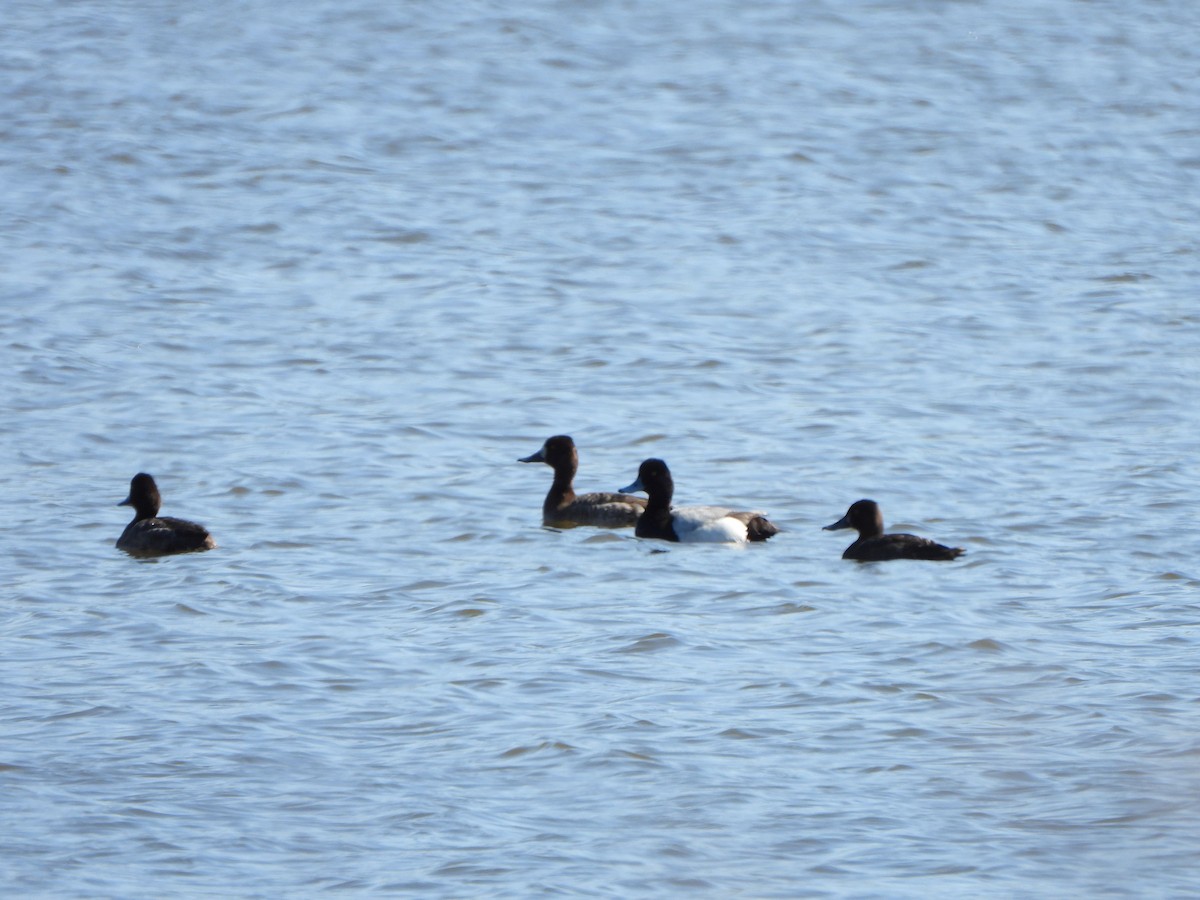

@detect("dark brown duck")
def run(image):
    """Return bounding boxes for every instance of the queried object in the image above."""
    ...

[823,499,962,561]
[116,473,217,558]
[519,435,646,528]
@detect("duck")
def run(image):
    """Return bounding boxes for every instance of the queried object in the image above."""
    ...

[519,435,646,528]
[116,473,217,557]
[618,458,778,543]
[823,499,963,561]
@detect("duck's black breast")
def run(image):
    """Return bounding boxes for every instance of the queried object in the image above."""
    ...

[117,516,216,557]
[844,533,964,562]
[633,506,679,542]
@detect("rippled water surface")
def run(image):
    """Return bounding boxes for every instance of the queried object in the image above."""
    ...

[4,1,1199,896]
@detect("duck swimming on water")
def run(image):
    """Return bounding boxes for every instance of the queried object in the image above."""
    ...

[116,473,216,557]
[519,435,646,528]
[824,499,962,561]
[619,458,778,544]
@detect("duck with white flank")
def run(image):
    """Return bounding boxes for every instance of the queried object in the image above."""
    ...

[619,458,778,543]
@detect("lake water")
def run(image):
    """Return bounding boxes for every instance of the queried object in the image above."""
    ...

[4,0,1199,896]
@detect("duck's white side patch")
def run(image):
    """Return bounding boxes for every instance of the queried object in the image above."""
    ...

[671,506,748,543]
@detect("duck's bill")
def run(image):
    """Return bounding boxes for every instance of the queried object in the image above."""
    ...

[618,477,644,495]
[518,448,546,463]
[823,514,851,531]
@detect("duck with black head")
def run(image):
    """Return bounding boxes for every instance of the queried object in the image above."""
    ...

[519,435,646,528]
[116,473,216,557]
[619,458,778,544]
[824,499,963,561]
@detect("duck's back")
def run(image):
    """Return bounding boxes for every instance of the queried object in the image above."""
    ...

[117,516,217,557]
[845,533,963,562]
[546,492,646,528]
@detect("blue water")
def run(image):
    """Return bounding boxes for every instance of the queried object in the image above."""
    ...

[4,1,1199,896]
